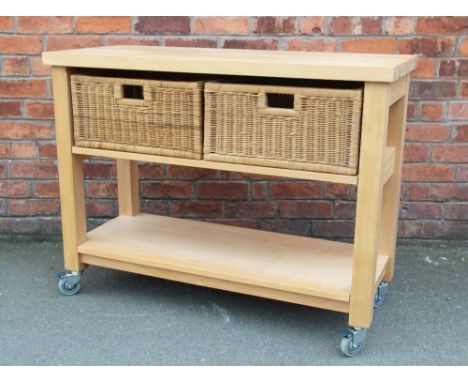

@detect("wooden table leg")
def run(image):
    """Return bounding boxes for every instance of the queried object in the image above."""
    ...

[349,82,390,329]
[380,75,410,282]
[52,67,87,271]
[117,159,140,216]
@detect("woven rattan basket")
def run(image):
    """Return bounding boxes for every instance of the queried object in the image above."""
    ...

[204,82,363,175]
[71,75,203,159]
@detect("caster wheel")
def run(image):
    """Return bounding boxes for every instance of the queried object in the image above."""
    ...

[374,282,389,309]
[58,277,80,296]
[340,327,367,357]
[340,336,362,357]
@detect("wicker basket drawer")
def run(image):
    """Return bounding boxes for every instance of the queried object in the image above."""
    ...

[71,75,204,159]
[204,82,363,175]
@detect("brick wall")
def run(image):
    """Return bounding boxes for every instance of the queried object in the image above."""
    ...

[0,16,467,241]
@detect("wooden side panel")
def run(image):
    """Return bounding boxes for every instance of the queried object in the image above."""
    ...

[380,75,410,281]
[52,66,87,271]
[349,82,390,328]
[117,159,140,216]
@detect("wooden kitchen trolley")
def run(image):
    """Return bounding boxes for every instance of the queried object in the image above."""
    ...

[43,46,416,357]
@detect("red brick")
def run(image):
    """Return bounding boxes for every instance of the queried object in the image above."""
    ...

[0,80,46,98]
[279,201,333,218]
[287,39,337,52]
[37,143,57,158]
[252,182,266,199]
[458,60,468,77]
[9,199,59,216]
[253,17,295,34]
[329,17,353,35]
[460,37,468,56]
[0,16,13,31]
[404,144,430,162]
[87,182,118,198]
[0,122,53,139]
[384,17,415,35]
[206,219,256,229]
[0,143,9,157]
[170,200,222,217]
[420,102,445,121]
[402,164,455,181]
[84,162,114,179]
[401,202,443,219]
[25,102,55,120]
[449,103,468,120]
[0,181,29,197]
[31,57,52,77]
[140,200,168,215]
[224,201,275,218]
[398,37,455,57]
[411,58,435,78]
[312,221,355,239]
[166,165,217,180]
[260,220,310,236]
[431,184,468,200]
[416,17,468,34]
[453,124,468,142]
[462,82,468,98]
[198,182,248,200]
[359,17,382,34]
[334,201,356,218]
[0,101,22,118]
[17,16,72,33]
[323,183,353,199]
[85,200,115,217]
[406,124,449,142]
[439,60,456,77]
[76,16,131,33]
[446,203,468,220]
[141,181,193,199]
[409,81,456,100]
[459,165,468,181]
[342,38,396,54]
[33,181,59,198]
[0,36,42,54]
[194,17,249,35]
[135,16,191,34]
[105,37,160,46]
[433,144,468,162]
[2,57,30,76]
[46,35,102,51]
[11,142,35,158]
[137,163,164,179]
[270,182,321,199]
[165,38,217,48]
[9,161,57,179]
[299,17,325,35]
[223,39,278,50]
[405,183,431,201]
[407,103,417,120]
[0,163,5,178]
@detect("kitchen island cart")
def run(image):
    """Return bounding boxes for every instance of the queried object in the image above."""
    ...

[43,46,416,357]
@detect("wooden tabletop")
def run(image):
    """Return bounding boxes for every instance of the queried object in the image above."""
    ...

[42,45,417,82]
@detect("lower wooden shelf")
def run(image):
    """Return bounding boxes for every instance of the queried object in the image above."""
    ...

[78,213,389,313]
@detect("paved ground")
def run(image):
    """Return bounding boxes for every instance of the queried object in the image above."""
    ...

[0,241,466,365]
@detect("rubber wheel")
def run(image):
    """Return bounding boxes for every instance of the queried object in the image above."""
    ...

[58,278,80,296]
[340,336,362,357]
[374,294,384,309]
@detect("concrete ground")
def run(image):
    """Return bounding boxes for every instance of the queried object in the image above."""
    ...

[0,241,466,365]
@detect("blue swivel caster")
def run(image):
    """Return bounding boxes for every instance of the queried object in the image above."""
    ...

[57,271,82,296]
[340,327,368,357]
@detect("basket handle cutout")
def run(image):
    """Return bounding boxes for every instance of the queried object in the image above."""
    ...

[122,84,144,100]
[114,82,152,107]
[266,93,294,109]
[258,92,299,117]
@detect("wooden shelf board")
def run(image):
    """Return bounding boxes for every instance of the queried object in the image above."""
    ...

[72,146,358,185]
[78,214,389,309]
[42,45,417,82]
